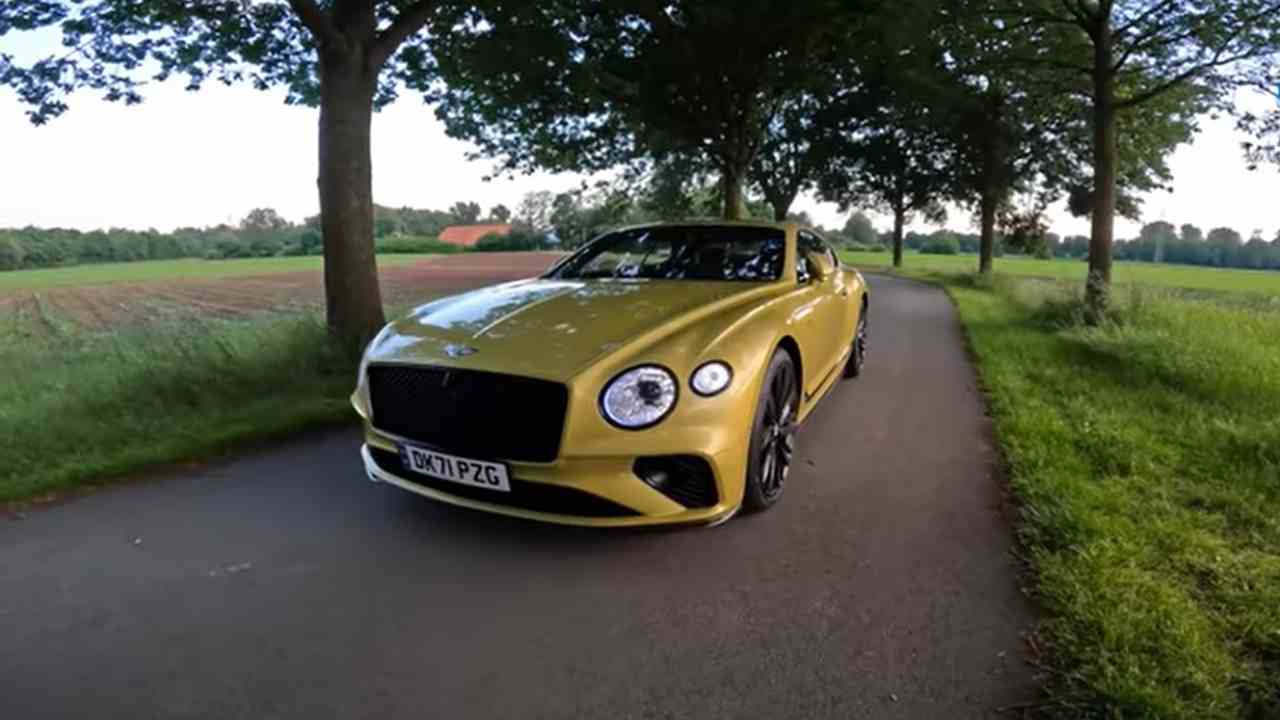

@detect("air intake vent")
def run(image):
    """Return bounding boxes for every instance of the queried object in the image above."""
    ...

[633,456,718,509]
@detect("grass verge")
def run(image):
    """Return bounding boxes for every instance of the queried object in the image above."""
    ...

[0,313,361,502]
[885,268,1280,718]
[843,250,1280,298]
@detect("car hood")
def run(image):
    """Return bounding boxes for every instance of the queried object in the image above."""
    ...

[367,278,774,381]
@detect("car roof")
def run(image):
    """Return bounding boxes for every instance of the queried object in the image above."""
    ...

[608,219,807,235]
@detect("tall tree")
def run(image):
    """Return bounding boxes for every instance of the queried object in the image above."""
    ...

[1138,220,1177,262]
[449,201,482,224]
[1206,225,1244,266]
[993,0,1280,320]
[637,155,713,220]
[815,78,952,268]
[488,204,512,223]
[748,85,862,221]
[813,1,966,268]
[514,190,555,231]
[940,2,1176,277]
[817,127,950,268]
[749,93,832,221]
[0,0,447,341]
[844,212,879,246]
[950,87,1023,275]
[241,207,292,232]
[431,0,871,220]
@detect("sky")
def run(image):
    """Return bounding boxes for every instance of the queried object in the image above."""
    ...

[1,30,1278,239]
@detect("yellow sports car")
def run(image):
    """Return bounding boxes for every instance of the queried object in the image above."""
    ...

[351,221,869,526]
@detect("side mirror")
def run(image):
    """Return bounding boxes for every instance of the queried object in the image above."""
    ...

[807,253,833,282]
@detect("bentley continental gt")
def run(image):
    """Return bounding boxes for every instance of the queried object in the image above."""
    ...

[352,221,869,526]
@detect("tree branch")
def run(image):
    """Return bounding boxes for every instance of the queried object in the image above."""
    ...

[1009,55,1092,75]
[287,0,342,49]
[1057,0,1091,25]
[1112,19,1200,73]
[1116,48,1258,109]
[1114,0,1178,37]
[1115,2,1280,73]
[369,0,436,68]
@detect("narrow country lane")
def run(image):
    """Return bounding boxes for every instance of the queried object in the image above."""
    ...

[0,274,1038,719]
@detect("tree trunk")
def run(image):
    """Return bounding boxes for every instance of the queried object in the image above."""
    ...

[721,161,748,220]
[318,48,386,343]
[1086,19,1117,323]
[978,191,997,275]
[892,206,905,269]
[771,196,793,222]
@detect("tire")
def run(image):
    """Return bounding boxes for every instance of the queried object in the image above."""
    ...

[742,348,800,513]
[844,302,868,379]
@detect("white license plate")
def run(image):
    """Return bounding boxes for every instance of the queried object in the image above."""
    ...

[398,444,511,492]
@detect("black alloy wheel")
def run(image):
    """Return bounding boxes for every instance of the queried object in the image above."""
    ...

[845,304,868,378]
[743,349,799,512]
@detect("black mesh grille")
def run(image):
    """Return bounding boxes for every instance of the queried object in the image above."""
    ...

[367,364,568,463]
[633,456,719,509]
[369,447,638,518]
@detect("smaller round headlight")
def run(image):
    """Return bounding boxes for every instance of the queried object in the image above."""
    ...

[690,361,733,396]
[601,365,678,429]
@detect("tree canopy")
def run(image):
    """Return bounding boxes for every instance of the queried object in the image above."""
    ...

[431,0,879,219]
[1,0,446,341]
[4,0,1279,330]
[982,0,1280,318]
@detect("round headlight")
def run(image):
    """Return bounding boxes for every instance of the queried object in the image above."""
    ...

[690,361,733,396]
[600,365,678,429]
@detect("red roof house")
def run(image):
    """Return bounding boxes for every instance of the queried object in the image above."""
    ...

[439,223,514,248]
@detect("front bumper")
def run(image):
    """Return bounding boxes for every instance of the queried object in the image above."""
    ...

[360,427,745,527]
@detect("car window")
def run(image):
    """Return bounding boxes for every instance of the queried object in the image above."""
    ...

[796,253,811,284]
[550,225,785,282]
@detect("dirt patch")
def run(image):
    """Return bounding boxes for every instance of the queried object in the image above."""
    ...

[0,253,565,332]
[43,285,164,329]
[380,252,562,305]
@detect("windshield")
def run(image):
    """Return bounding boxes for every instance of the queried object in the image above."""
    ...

[549,225,786,281]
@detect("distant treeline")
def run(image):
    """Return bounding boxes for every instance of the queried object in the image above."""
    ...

[1107,222,1280,270]
[0,205,485,272]
[855,229,1005,256]
[865,222,1280,271]
[8,201,1279,273]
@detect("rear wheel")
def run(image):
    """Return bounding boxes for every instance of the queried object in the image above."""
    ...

[743,349,799,512]
[844,303,868,378]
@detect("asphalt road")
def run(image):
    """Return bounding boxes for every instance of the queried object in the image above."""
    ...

[0,274,1038,719]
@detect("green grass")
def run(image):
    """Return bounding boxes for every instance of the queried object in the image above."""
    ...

[0,312,362,502]
[0,245,447,502]
[903,270,1280,718]
[0,254,435,292]
[843,250,1280,297]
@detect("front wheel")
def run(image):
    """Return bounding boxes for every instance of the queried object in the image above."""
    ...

[844,304,868,379]
[742,349,799,513]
